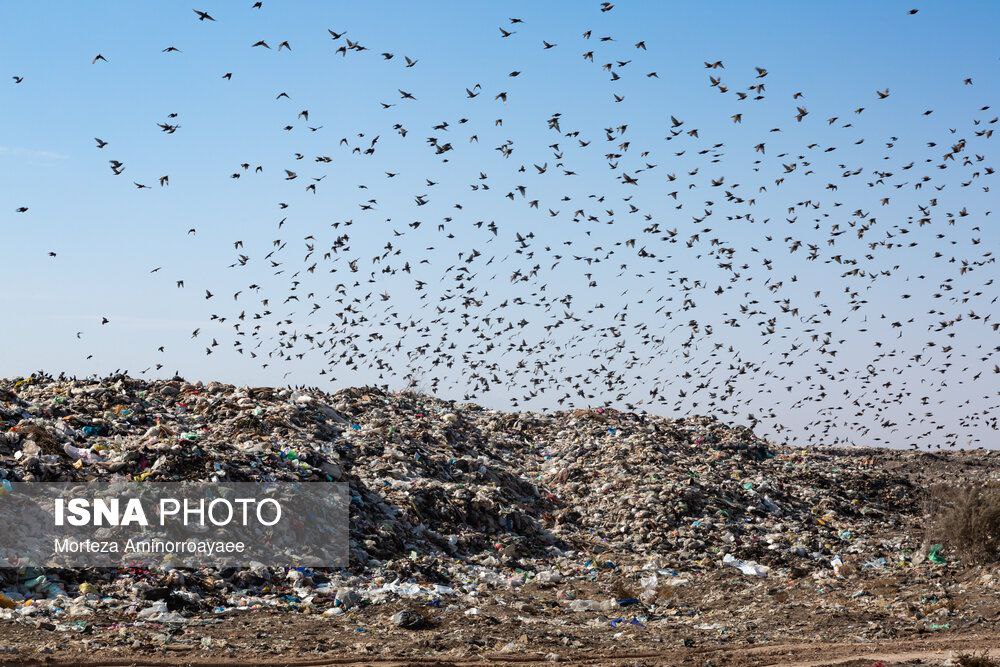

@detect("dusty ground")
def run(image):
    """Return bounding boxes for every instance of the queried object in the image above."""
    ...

[2,562,999,666]
[1,630,998,666]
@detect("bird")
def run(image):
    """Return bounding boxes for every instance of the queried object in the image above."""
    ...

[19,2,993,455]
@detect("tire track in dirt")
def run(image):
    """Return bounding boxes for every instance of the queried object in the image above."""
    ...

[5,634,999,667]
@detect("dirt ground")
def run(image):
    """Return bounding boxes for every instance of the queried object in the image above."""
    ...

[2,564,999,667]
[0,629,998,666]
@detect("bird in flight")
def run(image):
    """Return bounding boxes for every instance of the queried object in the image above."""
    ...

[20,2,994,453]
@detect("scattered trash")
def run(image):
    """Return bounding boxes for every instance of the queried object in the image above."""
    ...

[928,544,947,565]
[0,374,993,653]
[723,554,769,578]
[391,609,425,629]
[861,557,888,571]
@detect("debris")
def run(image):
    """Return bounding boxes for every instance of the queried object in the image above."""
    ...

[0,374,997,654]
[391,609,425,629]
[928,544,947,565]
[722,554,769,578]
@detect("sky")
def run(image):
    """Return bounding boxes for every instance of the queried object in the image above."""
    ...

[1,1,997,448]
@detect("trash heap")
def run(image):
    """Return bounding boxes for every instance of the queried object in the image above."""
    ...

[531,409,918,570]
[0,373,967,625]
[0,376,552,568]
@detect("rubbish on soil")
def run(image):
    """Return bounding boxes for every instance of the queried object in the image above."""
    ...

[723,554,769,578]
[0,374,996,647]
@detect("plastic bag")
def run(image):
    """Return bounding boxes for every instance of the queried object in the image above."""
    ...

[722,553,769,578]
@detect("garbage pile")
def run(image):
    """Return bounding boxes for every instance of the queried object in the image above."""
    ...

[532,408,918,569]
[0,373,969,627]
[0,375,552,568]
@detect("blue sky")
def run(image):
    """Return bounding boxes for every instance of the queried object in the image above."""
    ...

[1,1,997,447]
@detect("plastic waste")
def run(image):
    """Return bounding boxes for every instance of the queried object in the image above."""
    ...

[861,557,888,571]
[928,544,946,565]
[723,553,769,578]
[391,608,424,629]
[568,599,598,612]
[0,373,974,654]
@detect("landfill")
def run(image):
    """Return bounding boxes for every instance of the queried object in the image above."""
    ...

[1,373,998,663]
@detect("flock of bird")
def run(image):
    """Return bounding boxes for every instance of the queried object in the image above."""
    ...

[9,4,998,449]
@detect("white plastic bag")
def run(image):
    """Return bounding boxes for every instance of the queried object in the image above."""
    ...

[722,553,769,578]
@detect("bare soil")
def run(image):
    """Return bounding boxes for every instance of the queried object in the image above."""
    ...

[2,563,999,666]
